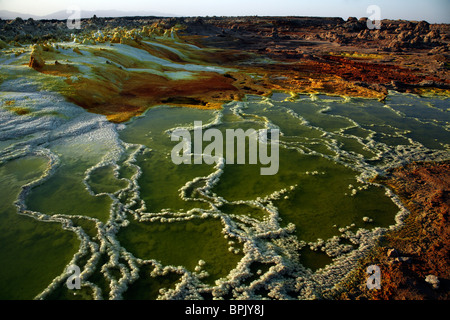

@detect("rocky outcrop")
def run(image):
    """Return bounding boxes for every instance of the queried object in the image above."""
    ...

[343,17,365,32]
[28,44,45,69]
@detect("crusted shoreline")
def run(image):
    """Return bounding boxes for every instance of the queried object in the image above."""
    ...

[334,160,449,300]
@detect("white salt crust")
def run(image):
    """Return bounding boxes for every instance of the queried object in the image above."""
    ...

[1,43,448,300]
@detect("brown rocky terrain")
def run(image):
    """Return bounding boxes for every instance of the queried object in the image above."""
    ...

[1,16,449,104]
[336,161,450,300]
[191,16,450,95]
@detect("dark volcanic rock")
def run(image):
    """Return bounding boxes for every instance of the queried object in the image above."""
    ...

[415,20,430,34]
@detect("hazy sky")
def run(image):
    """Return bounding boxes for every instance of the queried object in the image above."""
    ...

[1,0,449,23]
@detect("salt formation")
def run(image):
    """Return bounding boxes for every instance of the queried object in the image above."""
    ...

[0,34,449,300]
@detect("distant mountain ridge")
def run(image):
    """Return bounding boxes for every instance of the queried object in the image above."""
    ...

[0,9,177,20]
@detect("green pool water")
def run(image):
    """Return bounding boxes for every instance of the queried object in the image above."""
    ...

[0,91,448,299]
[0,156,80,299]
